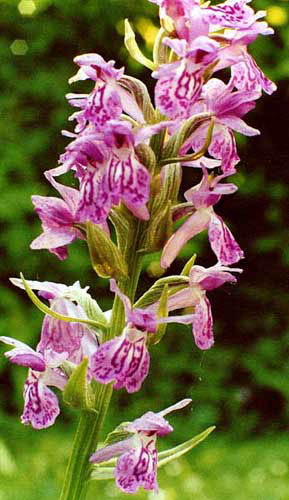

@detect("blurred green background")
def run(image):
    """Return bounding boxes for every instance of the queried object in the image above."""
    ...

[0,0,289,498]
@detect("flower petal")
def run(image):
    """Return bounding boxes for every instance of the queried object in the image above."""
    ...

[37,298,95,364]
[91,328,150,393]
[90,437,135,464]
[154,58,203,119]
[21,376,60,429]
[231,52,277,95]
[0,336,45,372]
[208,213,244,265]
[206,0,265,30]
[161,209,211,269]
[127,412,173,437]
[10,278,68,300]
[192,297,214,350]
[158,398,192,417]
[209,125,240,174]
[115,437,158,493]
[190,263,242,290]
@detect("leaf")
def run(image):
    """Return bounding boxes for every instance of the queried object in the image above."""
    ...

[103,422,133,447]
[161,112,213,160]
[20,274,106,330]
[124,19,156,71]
[134,143,156,173]
[90,466,115,481]
[144,202,173,253]
[181,254,197,276]
[158,426,216,467]
[64,287,108,326]
[109,208,132,256]
[153,27,170,66]
[63,357,96,412]
[160,118,215,166]
[150,284,169,345]
[87,222,128,279]
[134,275,189,309]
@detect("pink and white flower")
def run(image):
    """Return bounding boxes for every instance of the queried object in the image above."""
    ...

[166,262,243,349]
[90,398,191,494]
[181,78,261,173]
[161,168,244,268]
[91,280,157,393]
[2,279,99,428]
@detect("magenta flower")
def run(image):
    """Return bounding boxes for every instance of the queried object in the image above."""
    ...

[67,53,124,133]
[67,53,145,132]
[151,0,271,44]
[204,0,267,31]
[166,262,243,349]
[215,29,276,96]
[153,36,219,120]
[4,279,99,428]
[0,336,67,429]
[181,78,260,173]
[149,0,198,40]
[11,279,99,363]
[90,398,191,494]
[54,119,173,225]
[229,49,277,95]
[91,280,157,393]
[74,120,151,223]
[31,175,85,260]
[161,168,244,268]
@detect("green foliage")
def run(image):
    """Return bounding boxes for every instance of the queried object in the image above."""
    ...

[1,424,289,499]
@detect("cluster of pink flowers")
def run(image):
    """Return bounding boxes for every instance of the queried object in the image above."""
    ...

[2,0,276,495]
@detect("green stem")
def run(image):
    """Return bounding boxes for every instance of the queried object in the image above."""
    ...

[59,412,99,500]
[59,223,143,500]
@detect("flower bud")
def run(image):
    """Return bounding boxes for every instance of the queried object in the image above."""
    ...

[87,221,128,279]
[63,358,96,412]
[145,201,173,252]
[119,75,155,123]
[134,143,156,173]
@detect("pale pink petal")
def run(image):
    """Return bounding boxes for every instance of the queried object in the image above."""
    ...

[91,328,149,393]
[0,336,45,372]
[116,437,158,494]
[127,412,172,437]
[30,229,77,251]
[90,438,135,464]
[231,52,277,95]
[10,278,68,299]
[153,58,203,120]
[208,213,244,265]
[21,376,60,429]
[192,297,214,350]
[161,210,211,269]
[220,115,260,136]
[158,398,192,417]
[117,86,145,124]
[110,279,132,316]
